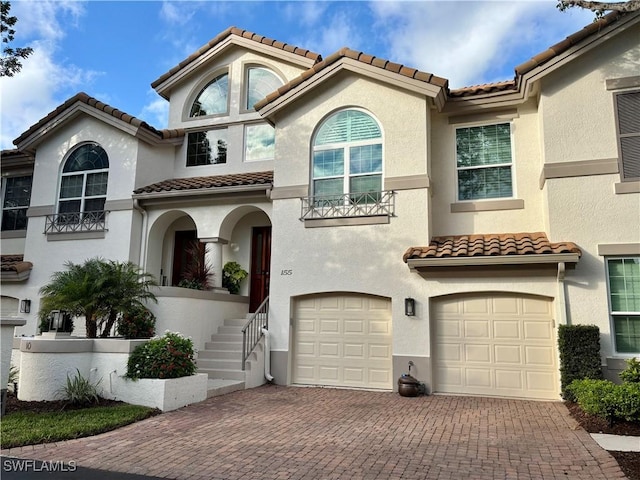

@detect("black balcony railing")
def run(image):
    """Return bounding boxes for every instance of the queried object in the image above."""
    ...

[44,211,108,234]
[300,190,395,220]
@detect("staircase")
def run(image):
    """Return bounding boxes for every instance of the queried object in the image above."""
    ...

[197,316,260,397]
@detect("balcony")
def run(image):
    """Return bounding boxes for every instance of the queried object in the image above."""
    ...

[44,211,108,234]
[300,191,395,223]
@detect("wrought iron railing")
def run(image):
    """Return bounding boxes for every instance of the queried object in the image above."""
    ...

[300,190,395,220]
[44,211,108,234]
[241,296,269,370]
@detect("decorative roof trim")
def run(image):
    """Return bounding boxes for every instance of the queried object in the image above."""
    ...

[257,47,448,115]
[1,255,33,282]
[406,253,580,270]
[151,27,322,99]
[13,92,183,151]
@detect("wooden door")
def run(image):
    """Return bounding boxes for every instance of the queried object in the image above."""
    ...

[172,230,197,286]
[249,226,271,312]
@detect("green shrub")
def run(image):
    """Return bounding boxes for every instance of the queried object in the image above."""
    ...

[222,261,248,294]
[117,305,156,339]
[619,357,640,383]
[567,379,640,424]
[126,331,197,380]
[56,368,101,406]
[558,324,603,400]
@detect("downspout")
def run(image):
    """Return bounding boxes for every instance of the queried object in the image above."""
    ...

[262,328,274,382]
[133,199,148,272]
[557,262,568,326]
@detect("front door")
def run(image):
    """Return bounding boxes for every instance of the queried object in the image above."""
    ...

[172,230,197,286]
[249,226,271,312]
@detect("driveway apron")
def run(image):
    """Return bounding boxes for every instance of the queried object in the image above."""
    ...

[1,385,626,479]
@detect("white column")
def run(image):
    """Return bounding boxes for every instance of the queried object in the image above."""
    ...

[200,237,228,292]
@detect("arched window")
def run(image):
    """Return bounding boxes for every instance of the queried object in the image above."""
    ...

[190,73,229,117]
[312,110,382,201]
[58,143,109,219]
[246,67,283,110]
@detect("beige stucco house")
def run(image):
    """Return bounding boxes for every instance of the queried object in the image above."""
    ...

[1,11,638,401]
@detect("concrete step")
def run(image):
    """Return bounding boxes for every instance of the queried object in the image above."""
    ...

[224,318,248,327]
[210,333,243,342]
[206,379,245,398]
[199,368,245,381]
[204,341,242,351]
[217,325,243,335]
[197,358,243,370]
[198,349,241,360]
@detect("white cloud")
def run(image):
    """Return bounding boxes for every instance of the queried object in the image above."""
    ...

[139,91,170,130]
[294,8,365,55]
[368,1,594,88]
[160,1,199,26]
[0,1,99,149]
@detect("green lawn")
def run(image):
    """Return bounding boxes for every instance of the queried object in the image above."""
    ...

[1,404,158,449]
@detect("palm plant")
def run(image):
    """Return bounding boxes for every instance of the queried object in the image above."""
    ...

[39,258,157,338]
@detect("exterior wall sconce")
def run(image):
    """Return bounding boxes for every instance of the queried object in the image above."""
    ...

[405,297,415,316]
[19,299,31,313]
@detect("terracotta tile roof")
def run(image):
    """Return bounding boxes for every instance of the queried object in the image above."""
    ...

[13,92,184,146]
[134,171,273,195]
[1,255,33,274]
[255,47,448,110]
[403,232,581,262]
[151,27,322,89]
[450,10,627,98]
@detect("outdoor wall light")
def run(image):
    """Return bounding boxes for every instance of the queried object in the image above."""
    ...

[19,299,31,314]
[404,297,416,316]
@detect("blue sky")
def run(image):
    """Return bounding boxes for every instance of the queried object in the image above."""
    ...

[0,1,595,150]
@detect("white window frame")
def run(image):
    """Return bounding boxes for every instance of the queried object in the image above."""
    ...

[243,65,284,112]
[187,70,230,119]
[455,122,515,202]
[244,123,275,162]
[606,256,640,355]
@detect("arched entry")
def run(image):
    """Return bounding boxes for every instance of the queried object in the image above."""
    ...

[431,292,557,400]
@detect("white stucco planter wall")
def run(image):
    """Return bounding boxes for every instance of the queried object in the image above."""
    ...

[110,373,208,412]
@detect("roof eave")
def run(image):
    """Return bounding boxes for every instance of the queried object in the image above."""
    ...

[259,57,447,118]
[133,183,272,202]
[406,252,581,271]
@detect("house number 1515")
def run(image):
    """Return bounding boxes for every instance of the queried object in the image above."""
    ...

[280,269,293,275]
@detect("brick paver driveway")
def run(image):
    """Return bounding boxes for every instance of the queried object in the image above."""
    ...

[2,385,626,479]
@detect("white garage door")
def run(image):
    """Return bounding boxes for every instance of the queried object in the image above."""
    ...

[433,294,558,400]
[293,293,392,390]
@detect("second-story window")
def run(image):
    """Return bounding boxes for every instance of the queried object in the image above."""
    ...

[614,90,640,182]
[187,128,228,166]
[58,143,109,220]
[1,175,32,231]
[312,109,383,202]
[190,72,229,117]
[246,67,283,110]
[456,123,514,201]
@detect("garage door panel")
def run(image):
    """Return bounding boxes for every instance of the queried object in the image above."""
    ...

[493,320,520,339]
[523,321,553,339]
[465,368,492,387]
[434,294,558,400]
[293,294,392,390]
[524,346,555,366]
[369,344,391,359]
[465,344,491,363]
[465,320,490,338]
[495,369,523,389]
[492,297,519,314]
[344,343,364,358]
[494,345,522,364]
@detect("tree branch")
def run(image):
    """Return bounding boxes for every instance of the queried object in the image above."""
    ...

[558,0,640,12]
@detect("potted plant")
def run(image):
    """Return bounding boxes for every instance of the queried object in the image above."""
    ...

[222,261,248,294]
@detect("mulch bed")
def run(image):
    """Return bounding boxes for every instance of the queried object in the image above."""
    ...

[566,402,640,480]
[4,392,124,415]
